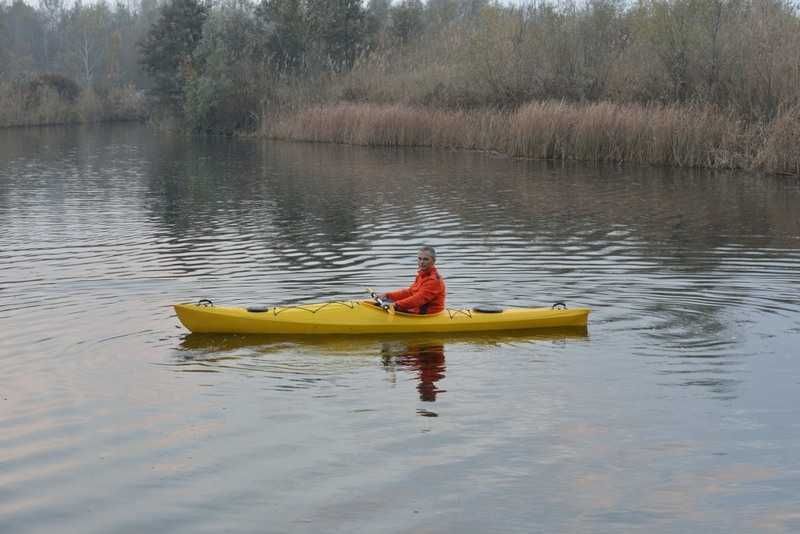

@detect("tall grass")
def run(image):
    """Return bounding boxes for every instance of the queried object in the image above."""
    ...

[268,103,506,150]
[0,84,76,127]
[266,100,796,174]
[506,102,749,168]
[756,105,800,175]
[0,82,146,128]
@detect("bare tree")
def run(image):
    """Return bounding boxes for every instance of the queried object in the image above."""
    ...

[61,3,111,87]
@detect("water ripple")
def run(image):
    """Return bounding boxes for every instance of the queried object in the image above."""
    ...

[2,126,800,533]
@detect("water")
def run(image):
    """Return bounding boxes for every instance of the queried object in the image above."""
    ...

[1,123,799,533]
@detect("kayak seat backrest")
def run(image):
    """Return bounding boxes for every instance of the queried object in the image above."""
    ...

[472,306,504,313]
[246,305,271,313]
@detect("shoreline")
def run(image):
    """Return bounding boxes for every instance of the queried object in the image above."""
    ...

[0,116,146,130]
[5,99,797,177]
[262,101,800,177]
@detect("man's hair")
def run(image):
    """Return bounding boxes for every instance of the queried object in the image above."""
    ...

[419,246,436,259]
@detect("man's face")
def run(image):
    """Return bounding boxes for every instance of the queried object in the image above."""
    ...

[417,251,435,271]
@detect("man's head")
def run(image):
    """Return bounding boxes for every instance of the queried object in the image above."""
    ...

[417,246,436,272]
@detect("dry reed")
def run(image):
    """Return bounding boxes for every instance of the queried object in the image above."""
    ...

[0,82,145,128]
[756,105,800,176]
[0,84,76,127]
[265,100,798,175]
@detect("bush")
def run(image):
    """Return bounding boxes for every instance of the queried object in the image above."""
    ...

[756,105,800,175]
[266,101,790,173]
[28,74,82,103]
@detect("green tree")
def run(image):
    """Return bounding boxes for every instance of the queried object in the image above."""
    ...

[1,0,45,77]
[257,0,307,73]
[365,0,391,50]
[389,0,424,46]
[306,0,367,71]
[576,0,625,100]
[186,0,265,131]
[139,0,208,111]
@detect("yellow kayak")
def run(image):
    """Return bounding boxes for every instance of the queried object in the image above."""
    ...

[174,300,590,335]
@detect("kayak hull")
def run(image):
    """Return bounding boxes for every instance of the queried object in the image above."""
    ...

[174,301,590,335]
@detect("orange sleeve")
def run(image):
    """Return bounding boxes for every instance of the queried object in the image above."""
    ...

[385,287,412,301]
[394,277,442,311]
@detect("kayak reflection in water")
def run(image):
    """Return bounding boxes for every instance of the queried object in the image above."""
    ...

[382,343,447,402]
[378,246,446,315]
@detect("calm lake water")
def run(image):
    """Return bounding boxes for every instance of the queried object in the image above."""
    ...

[1,123,799,533]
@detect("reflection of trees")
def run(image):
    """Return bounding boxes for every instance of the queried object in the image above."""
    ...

[137,133,800,278]
[221,142,800,253]
[0,123,161,231]
[4,125,798,262]
[141,138,378,274]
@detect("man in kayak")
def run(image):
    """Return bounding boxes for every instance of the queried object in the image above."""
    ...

[380,246,446,314]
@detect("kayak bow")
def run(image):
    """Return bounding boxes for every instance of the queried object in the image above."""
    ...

[173,300,590,335]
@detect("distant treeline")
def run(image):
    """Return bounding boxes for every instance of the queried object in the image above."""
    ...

[0,0,156,125]
[0,0,154,89]
[1,0,798,173]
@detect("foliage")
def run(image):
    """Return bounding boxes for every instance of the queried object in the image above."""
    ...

[756,104,800,175]
[185,1,265,132]
[138,0,208,112]
[27,72,81,102]
[60,2,113,87]
[305,0,369,72]
[256,0,306,73]
[389,0,425,45]
[0,0,150,89]
[0,0,45,75]
[0,78,144,127]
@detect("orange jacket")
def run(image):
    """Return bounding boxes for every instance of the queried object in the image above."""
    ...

[386,266,446,314]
